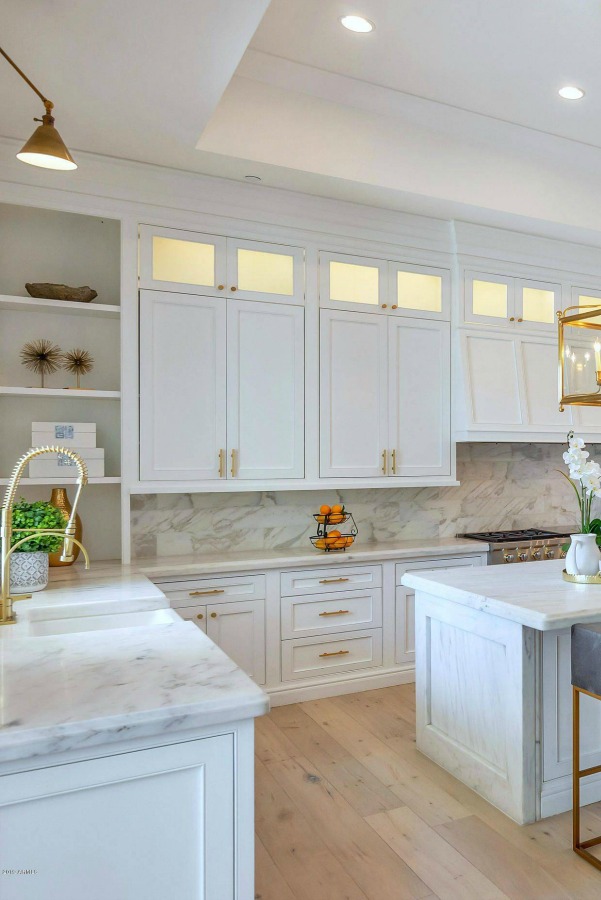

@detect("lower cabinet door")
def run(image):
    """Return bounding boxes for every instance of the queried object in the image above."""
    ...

[0,736,235,900]
[207,599,266,684]
[175,604,208,632]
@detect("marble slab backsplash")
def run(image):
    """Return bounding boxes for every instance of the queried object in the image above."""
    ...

[131,443,591,559]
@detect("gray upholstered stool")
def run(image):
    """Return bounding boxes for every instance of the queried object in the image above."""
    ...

[572,623,601,870]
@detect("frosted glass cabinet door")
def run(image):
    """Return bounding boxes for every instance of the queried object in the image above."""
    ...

[320,309,388,477]
[465,271,514,326]
[227,300,305,480]
[319,251,388,313]
[139,290,227,481]
[388,320,450,477]
[516,279,561,332]
[139,225,227,295]
[388,262,450,320]
[226,238,305,305]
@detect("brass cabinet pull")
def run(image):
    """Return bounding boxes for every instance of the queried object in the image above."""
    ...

[230,286,237,292]
[391,449,397,475]
[391,305,398,310]
[517,317,523,323]
[381,449,387,475]
[231,449,237,477]
[218,448,225,478]
[189,589,225,597]
[509,316,515,321]
[210,612,218,618]
[381,304,387,309]
[319,609,350,617]
[319,577,350,584]
[196,613,204,620]
[217,284,225,290]
[319,649,350,658]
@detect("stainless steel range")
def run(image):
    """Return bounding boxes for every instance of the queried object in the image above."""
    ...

[461,528,572,564]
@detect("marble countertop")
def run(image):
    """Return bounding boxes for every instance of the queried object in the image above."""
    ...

[0,578,269,767]
[48,537,489,586]
[402,558,601,630]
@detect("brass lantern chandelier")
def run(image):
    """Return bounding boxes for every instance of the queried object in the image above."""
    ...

[558,305,601,409]
[0,46,76,171]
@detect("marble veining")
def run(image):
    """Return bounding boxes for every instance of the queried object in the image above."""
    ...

[131,443,582,558]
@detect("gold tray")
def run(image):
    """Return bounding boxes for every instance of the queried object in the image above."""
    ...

[562,569,601,584]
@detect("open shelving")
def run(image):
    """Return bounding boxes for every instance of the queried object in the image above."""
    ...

[0,294,120,318]
[0,386,121,399]
[0,477,122,486]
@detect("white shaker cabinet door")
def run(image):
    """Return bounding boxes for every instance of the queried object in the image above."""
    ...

[520,338,573,429]
[227,300,304,480]
[320,309,388,478]
[139,290,227,481]
[207,599,266,684]
[388,319,450,477]
[462,331,524,427]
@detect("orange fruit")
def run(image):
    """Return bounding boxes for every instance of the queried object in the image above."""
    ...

[344,536,355,547]
[319,504,331,515]
[315,515,326,523]
[331,504,343,514]
[329,513,343,524]
[314,538,327,549]
[334,538,347,549]
[328,529,342,538]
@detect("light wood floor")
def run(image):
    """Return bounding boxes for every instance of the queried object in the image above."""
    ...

[254,684,601,900]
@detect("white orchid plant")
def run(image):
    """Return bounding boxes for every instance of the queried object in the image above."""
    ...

[559,431,601,540]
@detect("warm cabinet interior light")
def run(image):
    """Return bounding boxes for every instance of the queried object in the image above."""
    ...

[559,85,585,100]
[340,15,374,32]
[0,45,77,171]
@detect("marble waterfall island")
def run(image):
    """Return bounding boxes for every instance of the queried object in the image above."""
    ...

[403,558,601,824]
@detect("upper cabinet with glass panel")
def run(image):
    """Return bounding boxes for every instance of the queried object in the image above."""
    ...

[320,252,450,319]
[465,271,560,332]
[140,226,305,304]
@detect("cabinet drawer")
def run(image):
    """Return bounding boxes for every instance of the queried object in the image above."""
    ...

[281,588,382,639]
[281,629,382,681]
[395,555,483,586]
[175,604,208,632]
[159,574,266,608]
[281,565,382,596]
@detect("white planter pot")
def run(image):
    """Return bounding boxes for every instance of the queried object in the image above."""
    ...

[565,533,601,576]
[9,551,49,594]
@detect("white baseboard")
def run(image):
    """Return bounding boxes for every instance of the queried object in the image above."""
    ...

[265,665,415,706]
[541,770,601,819]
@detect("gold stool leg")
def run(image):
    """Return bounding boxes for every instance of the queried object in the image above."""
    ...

[573,684,601,870]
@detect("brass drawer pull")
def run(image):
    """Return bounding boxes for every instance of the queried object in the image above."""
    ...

[210,612,218,618]
[391,448,397,475]
[218,448,225,478]
[319,649,350,658]
[231,448,237,477]
[319,577,349,584]
[319,609,350,617]
[381,449,387,475]
[189,589,225,597]
[196,613,204,620]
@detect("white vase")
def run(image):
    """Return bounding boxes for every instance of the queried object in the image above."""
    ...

[9,551,49,594]
[565,533,601,576]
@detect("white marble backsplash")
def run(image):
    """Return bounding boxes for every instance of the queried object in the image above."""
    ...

[131,443,590,558]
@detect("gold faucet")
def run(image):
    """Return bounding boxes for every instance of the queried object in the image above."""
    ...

[0,447,90,626]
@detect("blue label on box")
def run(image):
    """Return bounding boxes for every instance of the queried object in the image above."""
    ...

[58,453,76,467]
[55,425,74,439]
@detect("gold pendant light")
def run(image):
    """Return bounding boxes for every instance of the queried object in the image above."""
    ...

[0,46,77,171]
[558,306,601,409]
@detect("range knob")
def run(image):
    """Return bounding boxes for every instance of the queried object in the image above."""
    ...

[518,550,529,562]
[503,551,516,563]
[531,548,542,561]
[544,546,555,560]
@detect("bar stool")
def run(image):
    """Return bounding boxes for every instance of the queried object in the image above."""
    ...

[572,622,601,870]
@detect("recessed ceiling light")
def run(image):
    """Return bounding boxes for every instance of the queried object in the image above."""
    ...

[340,14,374,33]
[244,175,262,183]
[559,85,585,100]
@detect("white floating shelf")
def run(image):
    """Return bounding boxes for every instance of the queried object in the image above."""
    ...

[0,293,120,318]
[0,477,121,486]
[0,386,121,399]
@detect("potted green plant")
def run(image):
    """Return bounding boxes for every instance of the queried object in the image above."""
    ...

[9,500,66,593]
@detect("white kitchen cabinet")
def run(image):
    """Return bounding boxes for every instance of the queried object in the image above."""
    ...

[140,225,304,305]
[320,309,451,479]
[320,308,388,477]
[139,290,227,481]
[175,604,208,632]
[389,319,450,477]
[388,261,450,321]
[319,251,387,313]
[465,271,560,333]
[516,278,561,332]
[207,599,266,685]
[0,735,237,900]
[227,300,304,480]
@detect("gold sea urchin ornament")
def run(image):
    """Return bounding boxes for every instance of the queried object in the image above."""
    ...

[62,347,94,389]
[20,338,62,387]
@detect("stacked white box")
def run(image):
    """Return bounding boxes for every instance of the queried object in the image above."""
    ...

[29,423,105,479]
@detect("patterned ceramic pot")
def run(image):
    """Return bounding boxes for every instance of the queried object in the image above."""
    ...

[10,551,49,594]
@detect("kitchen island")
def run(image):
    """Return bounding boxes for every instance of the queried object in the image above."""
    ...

[0,575,269,900]
[403,558,601,825]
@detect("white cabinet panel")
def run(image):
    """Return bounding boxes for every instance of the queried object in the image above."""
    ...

[282,628,383,681]
[139,225,227,295]
[227,301,304,480]
[281,565,382,596]
[389,319,450,477]
[463,332,523,426]
[174,604,208,632]
[207,599,266,684]
[0,736,235,900]
[520,339,569,427]
[280,588,382,639]
[226,238,304,305]
[320,309,388,477]
[139,291,226,480]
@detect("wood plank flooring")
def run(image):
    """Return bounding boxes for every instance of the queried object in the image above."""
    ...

[254,684,601,900]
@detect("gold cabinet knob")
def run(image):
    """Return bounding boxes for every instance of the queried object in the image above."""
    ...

[517,318,523,323]
[210,612,218,618]
[391,305,398,309]
[196,613,204,620]
[509,317,515,322]
[381,304,387,308]
[217,284,225,290]
[230,286,237,292]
